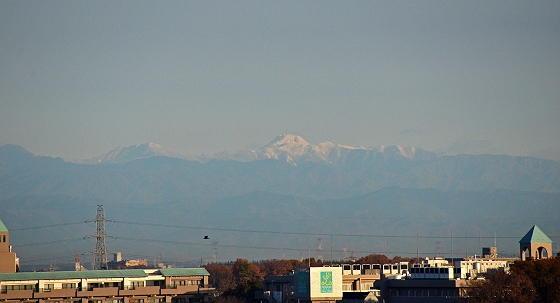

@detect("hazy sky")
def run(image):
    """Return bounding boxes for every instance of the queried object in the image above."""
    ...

[1,1,559,160]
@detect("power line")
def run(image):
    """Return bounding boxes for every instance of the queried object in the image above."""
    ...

[10,222,85,231]
[113,220,523,239]
[8,219,557,241]
[16,237,85,247]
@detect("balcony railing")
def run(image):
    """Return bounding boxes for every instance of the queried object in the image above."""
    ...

[160,285,200,295]
[0,289,34,300]
[1,285,215,300]
[119,286,160,296]
[34,288,78,298]
[77,286,119,297]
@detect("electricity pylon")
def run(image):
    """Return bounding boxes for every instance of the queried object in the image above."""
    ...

[86,205,113,270]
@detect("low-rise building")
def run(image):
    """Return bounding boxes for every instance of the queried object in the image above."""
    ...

[0,268,215,303]
[259,263,408,303]
[383,278,470,303]
[108,252,149,269]
[454,257,510,279]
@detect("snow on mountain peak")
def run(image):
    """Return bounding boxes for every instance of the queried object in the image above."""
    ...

[238,134,432,165]
[79,143,191,164]
[375,145,417,158]
[73,134,432,165]
[267,134,310,148]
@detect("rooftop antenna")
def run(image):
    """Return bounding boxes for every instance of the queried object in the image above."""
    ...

[86,205,113,270]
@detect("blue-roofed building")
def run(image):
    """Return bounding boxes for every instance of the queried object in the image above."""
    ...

[519,225,553,260]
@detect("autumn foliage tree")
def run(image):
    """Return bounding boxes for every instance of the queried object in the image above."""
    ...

[205,263,236,294]
[260,259,305,276]
[225,259,264,302]
[466,258,560,303]
[510,258,560,303]
[466,271,536,303]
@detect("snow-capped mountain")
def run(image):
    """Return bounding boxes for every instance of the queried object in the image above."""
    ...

[76,143,194,164]
[72,134,438,166]
[212,134,437,165]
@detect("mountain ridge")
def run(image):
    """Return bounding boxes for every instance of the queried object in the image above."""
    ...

[6,134,556,165]
[63,134,447,165]
[1,138,559,266]
[1,140,559,201]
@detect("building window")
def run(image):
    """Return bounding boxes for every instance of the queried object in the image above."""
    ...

[8,284,34,290]
[62,283,75,289]
[172,280,186,287]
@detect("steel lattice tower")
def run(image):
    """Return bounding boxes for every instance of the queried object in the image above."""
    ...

[93,205,109,270]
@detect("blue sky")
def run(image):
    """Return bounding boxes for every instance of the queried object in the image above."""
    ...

[1,1,559,160]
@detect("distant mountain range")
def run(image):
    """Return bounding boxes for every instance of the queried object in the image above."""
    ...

[66,134,437,165]
[0,134,559,269]
[2,134,559,200]
[67,134,559,167]
[72,143,197,164]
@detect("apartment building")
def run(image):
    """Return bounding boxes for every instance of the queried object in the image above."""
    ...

[0,268,215,303]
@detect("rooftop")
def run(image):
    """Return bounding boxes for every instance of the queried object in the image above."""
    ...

[0,219,8,232]
[519,225,553,244]
[0,268,209,282]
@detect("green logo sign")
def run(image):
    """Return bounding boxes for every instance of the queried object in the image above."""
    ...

[320,271,333,293]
